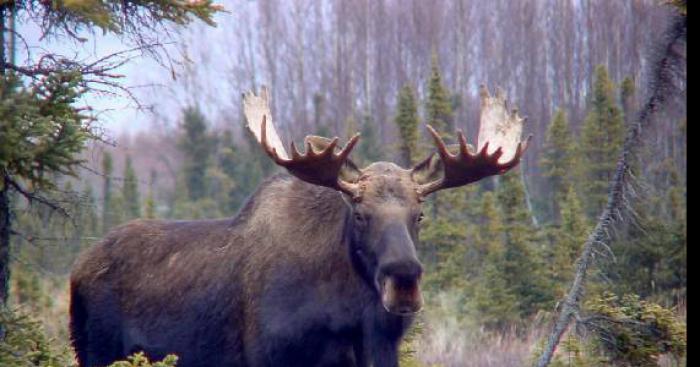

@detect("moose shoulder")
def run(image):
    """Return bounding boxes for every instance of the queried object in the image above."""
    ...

[69,86,530,367]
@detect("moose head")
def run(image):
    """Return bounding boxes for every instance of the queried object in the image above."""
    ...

[243,86,530,316]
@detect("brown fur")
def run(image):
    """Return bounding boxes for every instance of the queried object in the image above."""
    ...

[70,170,420,367]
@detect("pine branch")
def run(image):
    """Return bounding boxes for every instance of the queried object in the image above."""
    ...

[534,12,686,367]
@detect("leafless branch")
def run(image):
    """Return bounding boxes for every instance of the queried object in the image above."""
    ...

[6,178,71,219]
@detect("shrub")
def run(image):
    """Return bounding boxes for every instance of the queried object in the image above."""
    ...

[0,308,73,367]
[584,292,686,366]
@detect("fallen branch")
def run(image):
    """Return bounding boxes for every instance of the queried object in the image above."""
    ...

[534,10,686,367]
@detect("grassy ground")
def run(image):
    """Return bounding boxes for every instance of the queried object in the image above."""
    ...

[8,275,686,367]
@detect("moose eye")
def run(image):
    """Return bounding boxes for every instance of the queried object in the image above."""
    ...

[354,213,365,224]
[416,212,425,222]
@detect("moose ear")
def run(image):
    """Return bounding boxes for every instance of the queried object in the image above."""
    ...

[411,143,474,185]
[304,135,362,183]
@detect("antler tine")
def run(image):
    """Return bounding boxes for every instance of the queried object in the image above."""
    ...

[418,85,531,196]
[457,129,471,156]
[338,133,360,161]
[426,124,455,160]
[495,134,533,172]
[244,86,361,197]
[260,115,288,165]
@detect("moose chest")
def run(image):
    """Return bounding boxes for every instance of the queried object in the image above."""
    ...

[251,259,370,365]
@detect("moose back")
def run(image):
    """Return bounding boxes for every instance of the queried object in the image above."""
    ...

[69,86,530,367]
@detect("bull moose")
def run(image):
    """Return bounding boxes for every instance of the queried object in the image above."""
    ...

[69,85,530,367]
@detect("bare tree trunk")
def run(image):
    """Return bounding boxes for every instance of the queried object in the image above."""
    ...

[0,175,9,305]
[535,12,686,367]
[0,3,10,307]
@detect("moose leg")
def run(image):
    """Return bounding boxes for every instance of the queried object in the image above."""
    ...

[351,336,368,367]
[370,340,400,367]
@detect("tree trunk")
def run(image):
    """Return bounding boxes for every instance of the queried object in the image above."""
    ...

[0,3,10,307]
[0,175,10,305]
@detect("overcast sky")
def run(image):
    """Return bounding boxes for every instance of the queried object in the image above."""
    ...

[15,0,251,136]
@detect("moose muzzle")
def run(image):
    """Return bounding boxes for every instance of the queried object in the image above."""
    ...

[378,260,424,315]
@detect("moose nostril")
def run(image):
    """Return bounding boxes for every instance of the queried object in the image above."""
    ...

[380,260,423,282]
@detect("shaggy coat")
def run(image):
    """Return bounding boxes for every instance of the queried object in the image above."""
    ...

[70,173,414,367]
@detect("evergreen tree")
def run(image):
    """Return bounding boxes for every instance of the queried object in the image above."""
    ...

[312,93,332,137]
[541,109,576,221]
[178,106,213,201]
[357,114,384,166]
[82,185,99,239]
[144,169,157,219]
[394,84,420,166]
[424,53,454,221]
[549,186,589,294]
[471,191,520,329]
[101,152,114,233]
[579,65,625,217]
[122,156,141,220]
[425,53,453,138]
[216,130,241,214]
[620,76,636,125]
[0,0,221,305]
[497,170,554,317]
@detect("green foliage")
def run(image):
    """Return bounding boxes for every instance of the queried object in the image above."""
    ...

[546,186,589,294]
[16,0,222,37]
[664,0,686,15]
[545,333,607,367]
[394,84,420,166]
[178,106,213,202]
[540,109,577,221]
[0,308,74,367]
[425,53,453,138]
[144,169,157,219]
[399,317,425,367]
[81,186,99,237]
[579,65,625,217]
[585,292,686,366]
[610,200,686,301]
[420,216,469,293]
[122,156,141,220]
[356,114,384,166]
[101,152,115,232]
[108,352,178,367]
[620,77,635,110]
[497,170,555,318]
[0,73,92,191]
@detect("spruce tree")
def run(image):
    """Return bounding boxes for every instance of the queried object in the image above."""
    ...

[541,109,576,221]
[178,106,213,201]
[357,114,384,166]
[217,130,241,214]
[0,0,221,303]
[579,65,625,217]
[144,169,157,219]
[425,53,454,138]
[122,155,141,220]
[550,186,589,294]
[394,84,420,166]
[472,192,519,329]
[101,152,114,233]
[82,185,99,239]
[620,76,636,125]
[497,170,554,317]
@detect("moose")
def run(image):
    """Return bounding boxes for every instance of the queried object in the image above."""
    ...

[69,85,530,367]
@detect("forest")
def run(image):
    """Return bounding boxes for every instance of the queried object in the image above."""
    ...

[0,0,686,366]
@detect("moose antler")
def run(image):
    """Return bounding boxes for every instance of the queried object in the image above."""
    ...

[417,85,532,196]
[243,87,361,197]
